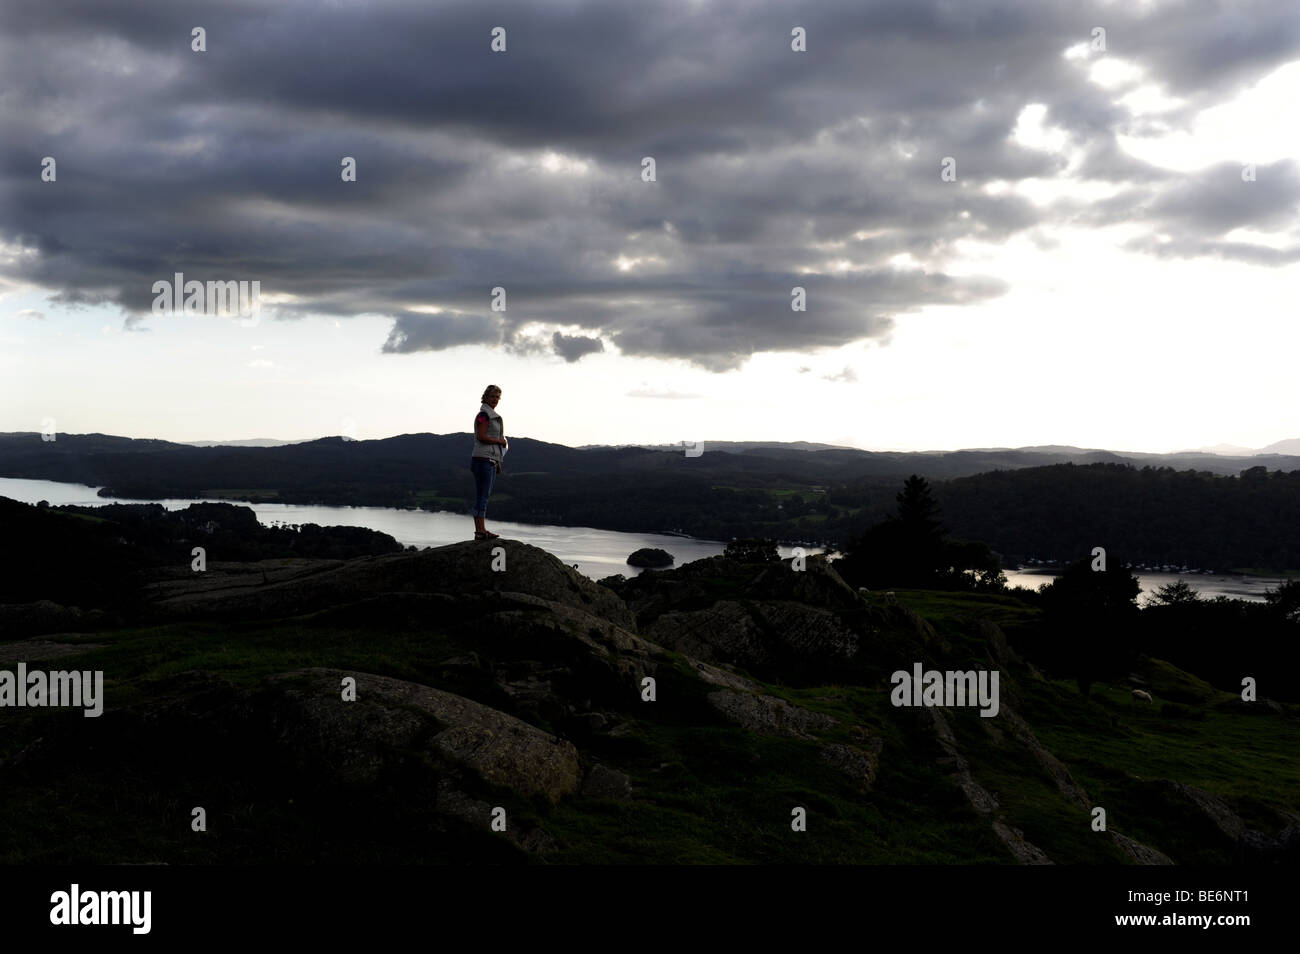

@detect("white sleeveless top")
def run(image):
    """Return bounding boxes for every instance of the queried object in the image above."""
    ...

[471,403,505,462]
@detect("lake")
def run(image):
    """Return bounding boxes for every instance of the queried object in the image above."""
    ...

[2,477,1287,600]
[0,477,818,582]
[1001,566,1287,603]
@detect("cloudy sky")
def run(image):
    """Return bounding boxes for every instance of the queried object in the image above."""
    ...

[2,0,1298,452]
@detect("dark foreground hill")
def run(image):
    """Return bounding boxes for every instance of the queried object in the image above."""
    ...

[1,504,1296,863]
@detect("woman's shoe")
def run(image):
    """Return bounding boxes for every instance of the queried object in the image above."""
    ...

[479,530,500,539]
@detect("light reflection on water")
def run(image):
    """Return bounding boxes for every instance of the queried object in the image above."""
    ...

[2,477,1284,598]
[0,477,818,582]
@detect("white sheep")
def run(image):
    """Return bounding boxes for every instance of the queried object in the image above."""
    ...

[1131,689,1153,703]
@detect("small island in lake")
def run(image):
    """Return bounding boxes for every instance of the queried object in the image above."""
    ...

[626,547,674,568]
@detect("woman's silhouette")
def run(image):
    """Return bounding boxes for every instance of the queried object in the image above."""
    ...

[470,384,507,539]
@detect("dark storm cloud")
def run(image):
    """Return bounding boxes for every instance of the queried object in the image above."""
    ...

[379,311,500,352]
[2,0,1299,370]
[551,332,605,363]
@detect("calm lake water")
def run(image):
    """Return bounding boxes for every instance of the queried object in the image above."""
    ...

[1001,567,1286,603]
[0,477,817,582]
[2,477,1287,600]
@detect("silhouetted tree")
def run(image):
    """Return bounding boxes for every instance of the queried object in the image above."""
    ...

[1150,579,1199,606]
[836,475,1004,590]
[1040,556,1141,697]
[938,537,1006,590]
[897,474,942,537]
[1264,579,1300,623]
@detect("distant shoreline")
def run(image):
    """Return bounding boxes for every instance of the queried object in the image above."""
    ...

[1014,563,1298,580]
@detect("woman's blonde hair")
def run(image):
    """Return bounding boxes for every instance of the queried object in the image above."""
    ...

[481,384,502,404]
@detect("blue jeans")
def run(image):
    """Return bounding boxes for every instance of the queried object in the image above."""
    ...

[470,457,496,517]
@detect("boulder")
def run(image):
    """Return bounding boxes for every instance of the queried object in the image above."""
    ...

[819,736,884,791]
[582,764,633,800]
[258,668,582,804]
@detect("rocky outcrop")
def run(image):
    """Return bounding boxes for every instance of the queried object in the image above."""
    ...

[999,704,1173,865]
[1121,778,1299,863]
[819,736,884,792]
[140,540,636,632]
[5,664,584,853]
[4,522,1287,866]
[0,600,106,639]
[924,706,1054,865]
[977,619,1022,668]
[0,634,106,664]
[258,668,582,804]
[610,553,865,628]
[1238,824,1300,864]
[706,689,885,792]
[647,600,859,679]
[582,764,633,800]
[1214,697,1287,716]
[706,689,837,739]
[742,555,864,612]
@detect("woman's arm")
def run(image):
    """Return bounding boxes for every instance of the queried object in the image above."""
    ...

[475,416,506,445]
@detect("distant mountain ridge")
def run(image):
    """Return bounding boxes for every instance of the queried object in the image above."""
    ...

[180,438,310,448]
[12,432,1293,458]
[2,433,1298,493]
[575,440,858,452]
[577,438,1300,458]
[1176,439,1300,456]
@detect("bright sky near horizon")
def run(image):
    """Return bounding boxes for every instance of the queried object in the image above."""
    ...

[3,0,1298,453]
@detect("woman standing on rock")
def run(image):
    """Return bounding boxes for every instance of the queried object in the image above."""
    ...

[470,384,507,540]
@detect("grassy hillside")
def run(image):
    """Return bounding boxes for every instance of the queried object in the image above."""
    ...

[2,539,1295,865]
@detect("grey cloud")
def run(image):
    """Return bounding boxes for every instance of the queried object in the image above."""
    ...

[551,332,605,362]
[381,312,502,353]
[1142,161,1300,234]
[3,0,1299,371]
[1122,236,1300,266]
[1080,160,1300,263]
